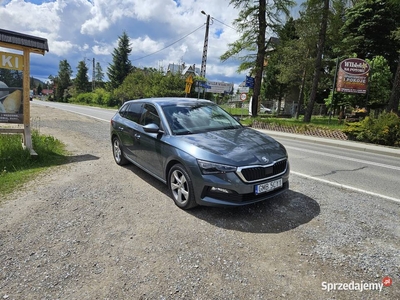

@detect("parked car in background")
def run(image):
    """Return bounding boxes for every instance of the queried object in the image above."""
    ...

[260,104,271,114]
[248,97,272,115]
[110,98,289,209]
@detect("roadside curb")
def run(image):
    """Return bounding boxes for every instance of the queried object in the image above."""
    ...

[255,129,400,158]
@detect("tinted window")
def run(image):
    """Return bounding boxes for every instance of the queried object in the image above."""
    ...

[118,103,129,118]
[140,104,160,127]
[125,102,143,123]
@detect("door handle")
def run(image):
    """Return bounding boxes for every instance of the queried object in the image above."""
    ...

[134,133,140,140]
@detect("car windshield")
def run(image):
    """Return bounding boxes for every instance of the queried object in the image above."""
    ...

[162,103,242,135]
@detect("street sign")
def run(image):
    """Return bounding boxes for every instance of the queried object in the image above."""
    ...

[185,75,193,93]
[239,87,249,93]
[245,76,255,88]
[240,93,247,101]
[186,75,193,84]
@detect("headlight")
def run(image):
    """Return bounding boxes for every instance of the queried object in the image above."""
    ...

[197,159,237,174]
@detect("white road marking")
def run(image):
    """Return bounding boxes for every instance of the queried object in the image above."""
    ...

[291,171,400,204]
[287,146,400,171]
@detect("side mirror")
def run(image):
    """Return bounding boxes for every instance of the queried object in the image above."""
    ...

[143,123,163,134]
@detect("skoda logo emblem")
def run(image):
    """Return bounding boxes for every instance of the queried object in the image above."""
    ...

[261,156,269,163]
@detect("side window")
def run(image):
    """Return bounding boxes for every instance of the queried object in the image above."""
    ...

[125,102,143,123]
[140,104,160,127]
[118,103,129,118]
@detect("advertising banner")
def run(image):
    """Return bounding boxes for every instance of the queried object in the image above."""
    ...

[0,84,24,123]
[206,81,234,94]
[195,81,234,94]
[336,58,370,94]
[0,51,24,71]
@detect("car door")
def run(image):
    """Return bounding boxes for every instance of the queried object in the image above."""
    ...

[118,102,143,162]
[135,103,166,179]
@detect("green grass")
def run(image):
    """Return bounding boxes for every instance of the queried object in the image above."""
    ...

[221,105,250,116]
[0,131,68,197]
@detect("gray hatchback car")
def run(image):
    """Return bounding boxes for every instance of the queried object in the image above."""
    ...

[110,98,289,209]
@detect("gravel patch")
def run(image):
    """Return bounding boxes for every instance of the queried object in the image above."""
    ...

[0,104,398,299]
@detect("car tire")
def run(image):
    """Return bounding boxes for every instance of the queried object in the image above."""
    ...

[168,164,197,209]
[112,136,129,165]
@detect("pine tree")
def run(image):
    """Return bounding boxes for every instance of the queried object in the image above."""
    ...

[75,60,89,94]
[56,59,72,102]
[95,62,104,83]
[107,31,132,89]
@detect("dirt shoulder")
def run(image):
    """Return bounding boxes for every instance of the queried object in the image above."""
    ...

[0,104,398,299]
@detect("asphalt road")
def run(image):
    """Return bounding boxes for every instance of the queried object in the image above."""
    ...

[33,99,400,203]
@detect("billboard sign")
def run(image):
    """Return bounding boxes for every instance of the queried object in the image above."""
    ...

[0,84,23,123]
[336,58,370,94]
[0,51,24,71]
[196,81,234,94]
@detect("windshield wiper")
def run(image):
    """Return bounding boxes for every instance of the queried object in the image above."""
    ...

[222,125,238,130]
[175,130,193,135]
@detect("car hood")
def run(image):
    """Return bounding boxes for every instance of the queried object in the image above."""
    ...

[172,127,287,165]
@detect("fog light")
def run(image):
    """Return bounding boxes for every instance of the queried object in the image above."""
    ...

[210,187,232,194]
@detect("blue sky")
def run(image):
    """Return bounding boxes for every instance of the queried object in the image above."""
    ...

[0,0,303,88]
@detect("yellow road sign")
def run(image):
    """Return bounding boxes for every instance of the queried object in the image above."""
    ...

[186,75,193,84]
[185,82,192,94]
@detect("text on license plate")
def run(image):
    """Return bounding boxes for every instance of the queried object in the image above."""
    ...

[255,178,283,195]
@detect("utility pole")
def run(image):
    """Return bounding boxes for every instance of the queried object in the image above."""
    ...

[198,11,211,99]
[200,11,210,78]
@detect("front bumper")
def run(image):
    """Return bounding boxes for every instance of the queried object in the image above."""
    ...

[191,162,290,207]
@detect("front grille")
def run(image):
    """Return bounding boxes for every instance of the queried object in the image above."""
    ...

[237,159,287,183]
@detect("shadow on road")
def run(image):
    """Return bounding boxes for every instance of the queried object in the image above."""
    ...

[123,164,320,234]
[189,190,320,233]
[67,154,100,163]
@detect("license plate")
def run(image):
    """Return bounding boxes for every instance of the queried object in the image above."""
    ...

[255,178,283,195]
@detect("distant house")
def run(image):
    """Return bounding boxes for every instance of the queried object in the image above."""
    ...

[166,63,200,78]
[41,89,53,95]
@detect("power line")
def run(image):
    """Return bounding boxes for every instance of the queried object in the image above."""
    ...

[131,24,205,62]
[212,18,236,31]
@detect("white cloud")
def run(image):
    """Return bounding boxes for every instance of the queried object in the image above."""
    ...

[92,44,112,56]
[0,0,257,85]
[50,40,75,56]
